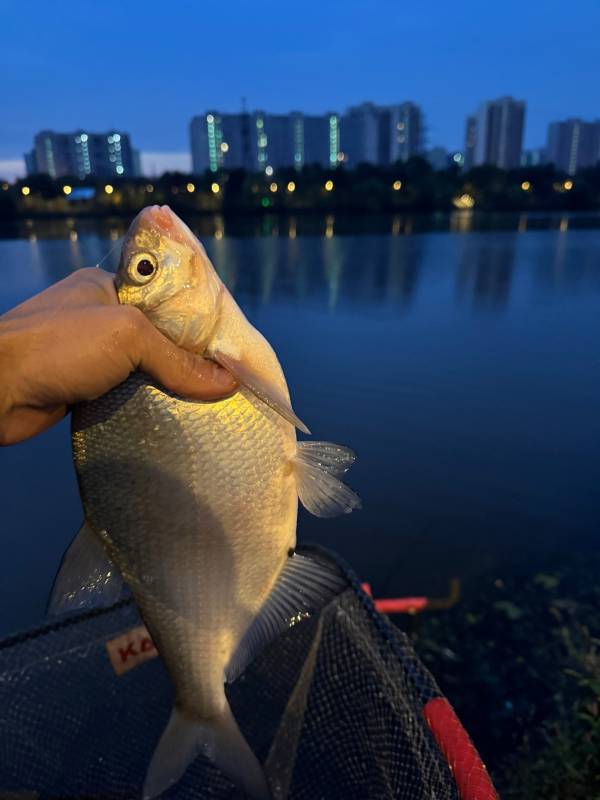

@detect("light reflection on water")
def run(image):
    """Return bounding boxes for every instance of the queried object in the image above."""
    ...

[1,220,600,636]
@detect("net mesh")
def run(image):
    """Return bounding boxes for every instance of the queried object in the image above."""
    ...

[0,547,493,799]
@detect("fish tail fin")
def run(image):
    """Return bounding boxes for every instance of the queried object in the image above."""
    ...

[143,703,270,800]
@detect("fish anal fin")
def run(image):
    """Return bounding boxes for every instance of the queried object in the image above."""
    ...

[212,348,310,434]
[47,521,124,616]
[225,552,347,683]
[143,704,269,800]
[294,441,362,518]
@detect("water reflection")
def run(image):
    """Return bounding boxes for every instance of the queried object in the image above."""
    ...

[323,233,344,309]
[450,210,474,234]
[457,236,516,308]
[385,236,423,306]
[16,224,600,314]
[4,211,600,243]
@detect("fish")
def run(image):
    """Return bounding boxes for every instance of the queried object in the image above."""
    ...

[48,205,361,799]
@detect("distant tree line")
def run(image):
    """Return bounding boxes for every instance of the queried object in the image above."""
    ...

[2,158,600,220]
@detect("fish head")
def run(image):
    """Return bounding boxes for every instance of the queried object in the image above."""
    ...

[116,205,223,351]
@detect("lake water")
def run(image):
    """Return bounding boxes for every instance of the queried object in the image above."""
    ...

[1,212,600,637]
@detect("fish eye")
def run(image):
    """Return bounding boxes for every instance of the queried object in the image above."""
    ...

[128,253,158,285]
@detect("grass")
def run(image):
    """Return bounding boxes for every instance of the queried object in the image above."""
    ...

[402,555,600,798]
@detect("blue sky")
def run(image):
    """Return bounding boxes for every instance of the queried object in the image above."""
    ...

[2,0,599,176]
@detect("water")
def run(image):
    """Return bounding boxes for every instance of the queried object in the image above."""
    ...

[1,214,600,637]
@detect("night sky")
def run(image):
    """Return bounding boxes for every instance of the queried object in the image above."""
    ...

[2,0,599,176]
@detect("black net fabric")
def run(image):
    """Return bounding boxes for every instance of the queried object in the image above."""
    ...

[0,547,466,799]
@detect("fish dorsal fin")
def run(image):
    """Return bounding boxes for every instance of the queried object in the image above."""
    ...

[294,441,362,518]
[208,289,310,434]
[47,521,124,616]
[214,349,310,434]
[225,552,347,683]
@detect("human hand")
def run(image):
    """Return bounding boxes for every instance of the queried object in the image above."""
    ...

[0,267,238,445]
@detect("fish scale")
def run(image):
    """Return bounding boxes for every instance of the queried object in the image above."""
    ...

[73,371,297,719]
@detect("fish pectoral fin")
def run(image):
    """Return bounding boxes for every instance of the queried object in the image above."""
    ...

[225,552,348,684]
[294,441,362,518]
[47,521,124,616]
[143,704,270,800]
[212,349,310,434]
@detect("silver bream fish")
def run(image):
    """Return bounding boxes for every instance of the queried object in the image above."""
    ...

[49,205,360,799]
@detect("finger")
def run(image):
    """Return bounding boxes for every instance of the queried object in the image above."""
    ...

[0,404,66,446]
[2,268,117,321]
[126,309,238,400]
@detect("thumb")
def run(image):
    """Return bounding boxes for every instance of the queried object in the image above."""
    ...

[126,307,238,400]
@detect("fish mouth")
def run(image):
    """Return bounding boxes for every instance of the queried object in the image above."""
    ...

[139,204,197,249]
[143,204,178,233]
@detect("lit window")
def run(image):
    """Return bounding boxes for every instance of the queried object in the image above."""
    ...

[392,180,402,191]
[324,180,334,192]
[287,181,296,192]
[104,184,114,195]
[211,182,220,194]
[21,186,30,196]
[265,165,273,176]
[521,181,531,191]
[63,185,72,195]
[269,182,278,193]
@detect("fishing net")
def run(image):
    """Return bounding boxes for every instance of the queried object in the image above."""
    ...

[0,546,497,800]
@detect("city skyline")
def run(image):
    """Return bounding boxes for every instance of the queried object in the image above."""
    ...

[2,0,600,178]
[17,100,600,181]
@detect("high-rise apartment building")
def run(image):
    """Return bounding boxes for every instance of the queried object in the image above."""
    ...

[341,103,380,165]
[190,102,421,172]
[25,130,138,178]
[341,102,422,166]
[388,102,422,163]
[190,112,254,172]
[466,97,526,169]
[545,119,600,174]
[463,116,477,170]
[190,110,340,172]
